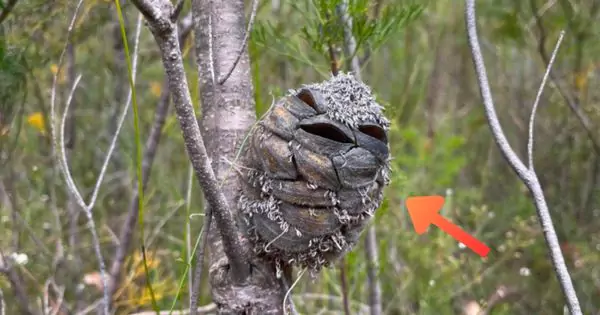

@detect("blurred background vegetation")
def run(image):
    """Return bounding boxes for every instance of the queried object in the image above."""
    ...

[0,0,599,314]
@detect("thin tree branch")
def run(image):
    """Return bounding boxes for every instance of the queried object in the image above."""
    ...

[50,0,109,315]
[529,0,600,156]
[528,31,564,170]
[50,6,143,314]
[130,0,250,283]
[217,0,258,85]
[464,1,582,314]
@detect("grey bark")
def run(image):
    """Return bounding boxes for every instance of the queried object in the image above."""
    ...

[122,0,286,313]
[191,0,286,313]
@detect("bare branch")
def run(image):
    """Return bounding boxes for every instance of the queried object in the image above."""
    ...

[528,31,564,170]
[464,1,582,314]
[217,0,258,85]
[129,0,250,284]
[529,0,600,156]
[50,6,144,314]
[282,269,305,315]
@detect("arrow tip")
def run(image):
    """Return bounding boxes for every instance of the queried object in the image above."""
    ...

[405,195,445,234]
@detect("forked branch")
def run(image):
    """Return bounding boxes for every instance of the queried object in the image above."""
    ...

[128,0,249,281]
[464,1,581,314]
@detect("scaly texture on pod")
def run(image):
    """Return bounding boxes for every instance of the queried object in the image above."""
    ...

[238,72,391,274]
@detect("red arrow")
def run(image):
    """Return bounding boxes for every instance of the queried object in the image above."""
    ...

[405,195,490,257]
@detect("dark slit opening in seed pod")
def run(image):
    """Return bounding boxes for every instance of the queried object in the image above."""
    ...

[300,123,355,144]
[358,124,388,143]
[296,88,324,113]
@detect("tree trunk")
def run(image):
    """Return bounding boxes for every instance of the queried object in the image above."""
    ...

[192,0,286,313]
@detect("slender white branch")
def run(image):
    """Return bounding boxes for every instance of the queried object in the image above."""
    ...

[528,30,564,170]
[465,1,582,314]
[50,8,144,315]
[90,13,143,207]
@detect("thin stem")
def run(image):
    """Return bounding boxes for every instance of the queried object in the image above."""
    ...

[528,31,565,170]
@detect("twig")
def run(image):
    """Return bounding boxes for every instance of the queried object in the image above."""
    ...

[282,269,305,315]
[464,1,582,314]
[131,0,250,285]
[217,0,258,85]
[527,31,564,169]
[529,0,600,156]
[50,6,144,314]
[46,1,89,310]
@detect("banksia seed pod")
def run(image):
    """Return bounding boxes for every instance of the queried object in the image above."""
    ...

[239,72,391,274]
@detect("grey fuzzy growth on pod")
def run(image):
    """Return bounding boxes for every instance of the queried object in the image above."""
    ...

[238,72,391,275]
